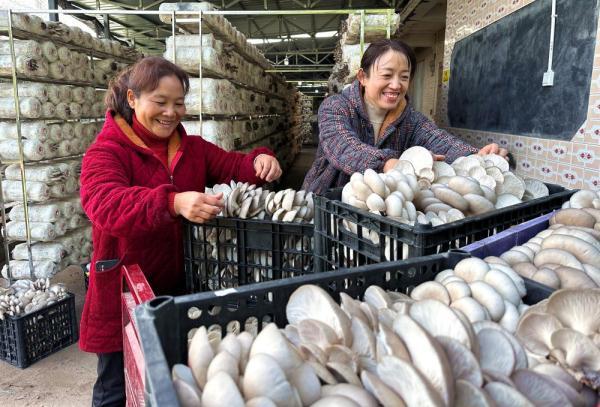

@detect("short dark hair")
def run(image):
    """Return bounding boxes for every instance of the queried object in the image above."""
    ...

[105,56,190,124]
[360,39,416,78]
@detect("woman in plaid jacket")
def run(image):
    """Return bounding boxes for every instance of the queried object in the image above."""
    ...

[302,39,507,194]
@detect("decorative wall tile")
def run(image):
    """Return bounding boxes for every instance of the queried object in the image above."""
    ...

[583,168,600,191]
[512,136,527,154]
[546,140,572,162]
[558,164,585,189]
[536,160,558,184]
[528,139,546,158]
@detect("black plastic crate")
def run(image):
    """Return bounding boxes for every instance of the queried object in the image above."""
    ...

[314,183,574,271]
[183,218,314,293]
[0,293,78,368]
[135,250,553,406]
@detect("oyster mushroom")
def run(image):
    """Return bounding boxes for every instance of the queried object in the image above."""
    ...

[484,381,534,407]
[243,354,300,406]
[550,328,600,371]
[288,363,321,406]
[245,397,277,407]
[249,323,302,375]
[469,281,506,321]
[392,315,454,405]
[363,285,392,310]
[206,351,240,384]
[202,371,244,407]
[409,299,475,350]
[321,383,378,407]
[297,319,340,351]
[311,396,359,407]
[286,285,352,347]
[546,289,600,335]
[188,326,215,389]
[436,335,483,387]
[477,328,516,376]
[409,281,450,304]
[454,379,494,406]
[454,257,490,283]
[376,355,444,407]
[512,369,571,407]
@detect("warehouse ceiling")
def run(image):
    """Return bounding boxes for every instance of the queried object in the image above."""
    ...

[59,0,446,85]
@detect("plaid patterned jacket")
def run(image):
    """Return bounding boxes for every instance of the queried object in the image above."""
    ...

[302,80,479,194]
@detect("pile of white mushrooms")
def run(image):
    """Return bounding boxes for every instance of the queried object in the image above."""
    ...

[173,281,599,406]
[207,181,314,224]
[494,190,600,290]
[411,257,527,333]
[0,278,68,319]
[341,146,550,227]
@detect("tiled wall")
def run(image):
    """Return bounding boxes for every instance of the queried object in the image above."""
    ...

[435,0,600,190]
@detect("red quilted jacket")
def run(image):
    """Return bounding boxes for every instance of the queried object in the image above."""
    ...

[79,111,273,353]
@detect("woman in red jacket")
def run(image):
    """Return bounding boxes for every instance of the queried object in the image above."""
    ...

[80,56,281,406]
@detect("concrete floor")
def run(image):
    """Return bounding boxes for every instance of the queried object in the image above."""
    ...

[0,145,318,406]
[0,266,96,406]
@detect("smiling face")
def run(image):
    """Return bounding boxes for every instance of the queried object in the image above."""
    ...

[127,74,186,138]
[357,49,411,112]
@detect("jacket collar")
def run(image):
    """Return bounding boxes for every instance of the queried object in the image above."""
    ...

[100,110,187,167]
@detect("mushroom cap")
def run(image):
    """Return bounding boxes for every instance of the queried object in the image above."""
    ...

[512,262,539,279]
[297,319,340,351]
[469,281,506,321]
[363,285,392,310]
[532,363,582,391]
[511,369,572,407]
[484,381,534,407]
[392,315,454,405]
[363,169,386,197]
[376,356,445,407]
[451,296,489,323]
[288,363,321,406]
[173,377,202,407]
[477,328,516,377]
[206,350,239,384]
[376,323,411,363]
[410,281,450,304]
[499,300,520,333]
[202,371,245,407]
[454,257,490,283]
[188,326,215,389]
[550,208,596,229]
[464,193,495,215]
[472,320,528,370]
[351,317,376,360]
[454,379,494,407]
[445,280,472,302]
[515,311,563,355]
[554,266,597,289]
[245,397,277,407]
[409,299,475,351]
[360,370,407,407]
[249,323,302,375]
[310,396,359,407]
[321,384,378,407]
[546,288,600,335]
[484,269,522,306]
[532,268,561,289]
[488,264,527,297]
[550,328,600,371]
[399,146,433,175]
[436,335,483,388]
[243,354,297,406]
[448,175,484,196]
[286,285,353,346]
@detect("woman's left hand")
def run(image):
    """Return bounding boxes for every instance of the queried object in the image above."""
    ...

[254,154,282,182]
[478,143,508,158]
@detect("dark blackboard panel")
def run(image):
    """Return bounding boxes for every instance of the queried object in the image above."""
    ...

[448,0,598,140]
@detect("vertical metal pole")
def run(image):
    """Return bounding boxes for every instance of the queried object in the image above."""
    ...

[47,0,58,21]
[198,11,203,133]
[171,11,176,63]
[386,8,392,39]
[7,10,34,280]
[0,172,12,284]
[360,10,365,56]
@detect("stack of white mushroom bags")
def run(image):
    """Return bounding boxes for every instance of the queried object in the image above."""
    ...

[486,190,600,290]
[1,161,93,279]
[162,10,303,171]
[173,281,598,406]
[328,12,401,94]
[341,146,552,228]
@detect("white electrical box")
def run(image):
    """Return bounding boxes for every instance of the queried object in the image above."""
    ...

[542,70,555,86]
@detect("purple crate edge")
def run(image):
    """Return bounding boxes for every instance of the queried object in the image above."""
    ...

[461,212,555,258]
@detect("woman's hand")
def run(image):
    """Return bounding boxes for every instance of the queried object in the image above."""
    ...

[173,191,224,223]
[478,143,508,158]
[254,154,282,182]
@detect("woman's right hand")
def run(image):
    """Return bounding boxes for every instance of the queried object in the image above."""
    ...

[173,191,224,223]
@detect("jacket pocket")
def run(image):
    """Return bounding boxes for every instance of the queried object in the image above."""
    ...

[91,257,125,321]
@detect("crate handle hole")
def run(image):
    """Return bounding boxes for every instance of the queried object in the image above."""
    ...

[188,307,202,320]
